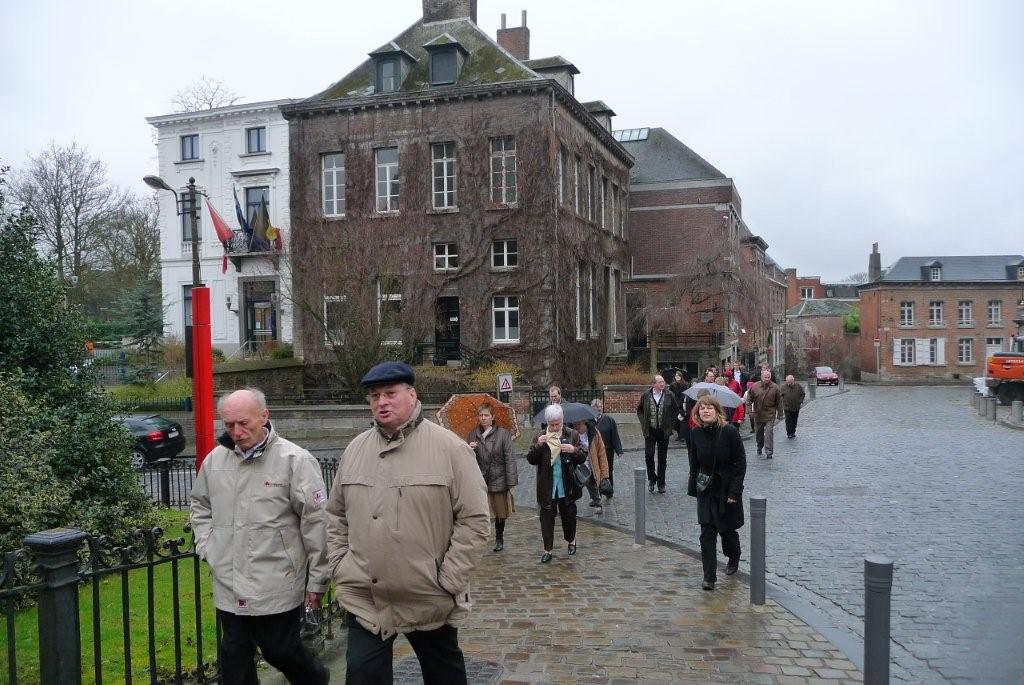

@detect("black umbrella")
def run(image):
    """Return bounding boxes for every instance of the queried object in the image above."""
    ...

[533,401,598,426]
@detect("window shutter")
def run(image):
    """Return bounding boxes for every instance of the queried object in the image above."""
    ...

[937,338,946,365]
[892,338,902,366]
[915,339,930,366]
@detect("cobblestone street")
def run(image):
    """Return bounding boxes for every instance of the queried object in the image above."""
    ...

[515,386,1024,684]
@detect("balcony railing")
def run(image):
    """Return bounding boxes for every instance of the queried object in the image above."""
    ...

[651,331,725,349]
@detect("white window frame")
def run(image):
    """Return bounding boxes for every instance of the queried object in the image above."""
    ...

[321,152,346,217]
[928,300,943,326]
[900,338,915,365]
[957,300,973,326]
[375,147,400,213]
[323,295,346,347]
[930,266,941,281]
[1019,265,1024,281]
[431,142,457,209]
[574,156,581,215]
[988,300,1002,326]
[489,136,517,205]
[800,287,814,300]
[492,295,520,344]
[245,126,266,154]
[557,147,564,204]
[610,184,618,236]
[600,176,608,230]
[180,134,199,161]
[899,301,914,327]
[957,337,974,363]
[576,261,584,340]
[587,165,596,222]
[589,264,597,338]
[377,282,402,345]
[433,242,458,271]
[491,239,518,270]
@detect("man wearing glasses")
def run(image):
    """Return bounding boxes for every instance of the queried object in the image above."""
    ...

[324,362,489,684]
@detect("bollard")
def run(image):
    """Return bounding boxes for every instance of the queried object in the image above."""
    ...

[633,467,646,545]
[808,379,817,399]
[1012,400,1023,424]
[986,396,997,421]
[864,555,894,685]
[839,376,845,390]
[749,496,767,605]
[977,393,986,416]
[157,457,172,508]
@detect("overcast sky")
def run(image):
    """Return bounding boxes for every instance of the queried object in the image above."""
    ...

[2,0,1021,280]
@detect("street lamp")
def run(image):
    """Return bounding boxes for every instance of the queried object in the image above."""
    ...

[143,174,214,470]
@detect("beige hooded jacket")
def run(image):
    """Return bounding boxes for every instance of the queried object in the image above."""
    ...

[325,403,490,640]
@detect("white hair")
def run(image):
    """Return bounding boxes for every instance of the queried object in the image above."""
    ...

[217,387,267,414]
[544,404,564,423]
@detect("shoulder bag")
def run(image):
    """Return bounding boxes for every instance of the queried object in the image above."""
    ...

[694,428,723,493]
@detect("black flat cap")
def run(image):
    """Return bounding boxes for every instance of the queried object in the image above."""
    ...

[360,361,416,388]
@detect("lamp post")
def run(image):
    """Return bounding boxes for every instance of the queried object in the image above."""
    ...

[143,174,215,470]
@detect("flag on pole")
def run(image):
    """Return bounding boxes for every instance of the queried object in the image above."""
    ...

[233,186,252,245]
[250,197,270,251]
[205,199,235,273]
[261,200,283,250]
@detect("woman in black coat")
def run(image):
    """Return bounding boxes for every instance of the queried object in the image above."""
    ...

[687,394,746,590]
[525,404,588,563]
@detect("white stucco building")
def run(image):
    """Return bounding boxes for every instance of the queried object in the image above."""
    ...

[147,99,295,355]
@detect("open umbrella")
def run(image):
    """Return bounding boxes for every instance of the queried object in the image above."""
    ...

[683,382,743,408]
[532,401,598,426]
[436,393,520,440]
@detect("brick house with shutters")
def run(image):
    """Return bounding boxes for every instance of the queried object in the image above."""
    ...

[283,0,632,386]
[858,249,1024,382]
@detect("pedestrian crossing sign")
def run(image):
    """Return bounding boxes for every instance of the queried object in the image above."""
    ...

[497,374,514,393]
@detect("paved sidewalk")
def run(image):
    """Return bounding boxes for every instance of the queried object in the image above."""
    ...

[266,515,860,684]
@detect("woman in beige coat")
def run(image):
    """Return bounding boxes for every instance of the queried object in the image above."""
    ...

[573,419,610,513]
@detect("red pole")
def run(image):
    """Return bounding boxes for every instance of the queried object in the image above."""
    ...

[192,286,215,470]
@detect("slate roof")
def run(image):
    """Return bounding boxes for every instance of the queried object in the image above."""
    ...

[583,100,615,115]
[613,127,726,184]
[880,255,1024,282]
[310,18,538,101]
[523,56,579,74]
[821,283,860,299]
[786,299,856,318]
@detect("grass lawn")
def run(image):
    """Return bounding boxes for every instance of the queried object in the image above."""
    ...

[107,376,193,402]
[1,509,219,684]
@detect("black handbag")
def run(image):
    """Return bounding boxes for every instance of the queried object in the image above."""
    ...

[695,429,722,494]
[572,461,592,488]
[598,477,613,497]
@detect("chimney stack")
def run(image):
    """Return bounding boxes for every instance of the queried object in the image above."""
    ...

[497,10,530,61]
[422,0,477,24]
[868,242,882,282]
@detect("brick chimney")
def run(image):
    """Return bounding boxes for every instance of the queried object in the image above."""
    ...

[423,0,477,23]
[868,242,882,282]
[497,10,530,60]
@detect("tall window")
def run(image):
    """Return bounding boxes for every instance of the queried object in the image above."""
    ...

[492,296,520,343]
[375,147,400,212]
[431,142,457,209]
[589,264,597,337]
[899,301,915,326]
[800,287,814,300]
[600,177,608,229]
[930,266,941,281]
[927,338,939,365]
[619,188,627,236]
[558,146,567,203]
[433,242,458,271]
[609,184,618,235]
[492,239,518,269]
[180,134,199,161]
[245,187,269,225]
[180,192,201,242]
[957,337,973,363]
[574,156,581,214]
[378,281,402,344]
[245,127,266,154]
[576,261,585,340]
[587,165,596,222]
[988,300,1002,325]
[957,300,973,326]
[928,301,943,326]
[900,338,915,364]
[377,59,398,93]
[183,285,193,328]
[323,295,346,346]
[322,153,346,217]
[490,136,517,205]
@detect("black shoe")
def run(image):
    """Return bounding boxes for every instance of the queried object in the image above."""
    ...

[589,499,601,507]
[702,580,715,591]
[757,449,762,456]
[787,434,794,439]
[540,552,552,563]
[766,454,773,460]
[657,486,666,494]
[493,538,504,552]
[567,542,577,556]
[725,557,739,575]
[648,482,655,493]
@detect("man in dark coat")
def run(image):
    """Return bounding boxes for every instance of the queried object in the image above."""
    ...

[591,398,623,489]
[780,375,806,438]
[747,369,784,458]
[636,374,680,494]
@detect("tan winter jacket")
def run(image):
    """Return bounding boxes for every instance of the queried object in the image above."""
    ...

[325,403,490,640]
[748,381,785,423]
[190,429,330,616]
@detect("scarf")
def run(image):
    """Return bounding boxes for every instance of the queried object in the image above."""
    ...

[546,430,561,465]
[481,426,494,439]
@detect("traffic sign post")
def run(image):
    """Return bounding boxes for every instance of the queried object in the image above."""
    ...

[497,373,513,402]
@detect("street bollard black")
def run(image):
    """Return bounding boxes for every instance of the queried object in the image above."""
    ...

[633,467,646,545]
[986,396,998,421]
[157,457,172,508]
[1013,400,1023,424]
[750,496,767,605]
[864,555,894,685]
[24,528,88,685]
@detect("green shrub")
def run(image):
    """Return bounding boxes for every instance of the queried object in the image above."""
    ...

[270,343,294,359]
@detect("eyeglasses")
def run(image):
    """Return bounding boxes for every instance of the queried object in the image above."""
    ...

[366,388,409,403]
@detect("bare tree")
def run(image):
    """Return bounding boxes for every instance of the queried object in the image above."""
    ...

[12,142,125,283]
[840,271,868,284]
[170,76,242,113]
[94,194,161,283]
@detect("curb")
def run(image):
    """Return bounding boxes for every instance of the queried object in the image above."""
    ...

[517,504,864,671]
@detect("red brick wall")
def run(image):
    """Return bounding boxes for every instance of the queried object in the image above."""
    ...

[602,385,646,412]
[786,273,826,308]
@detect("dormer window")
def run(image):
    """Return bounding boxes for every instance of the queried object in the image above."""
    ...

[1018,265,1024,281]
[377,59,399,93]
[431,50,457,85]
[930,266,942,281]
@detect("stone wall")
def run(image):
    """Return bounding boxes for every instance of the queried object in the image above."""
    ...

[213,358,304,396]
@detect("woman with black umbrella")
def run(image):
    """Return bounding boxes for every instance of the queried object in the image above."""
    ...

[687,394,746,591]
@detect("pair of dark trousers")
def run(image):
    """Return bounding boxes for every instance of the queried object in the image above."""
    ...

[218,606,329,685]
[345,612,467,685]
[644,428,669,487]
[539,497,577,551]
[699,524,740,583]
[784,409,800,436]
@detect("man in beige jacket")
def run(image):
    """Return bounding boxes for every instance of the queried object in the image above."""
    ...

[190,387,330,685]
[326,362,489,684]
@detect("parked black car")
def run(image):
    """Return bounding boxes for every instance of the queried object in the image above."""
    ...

[114,414,186,469]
